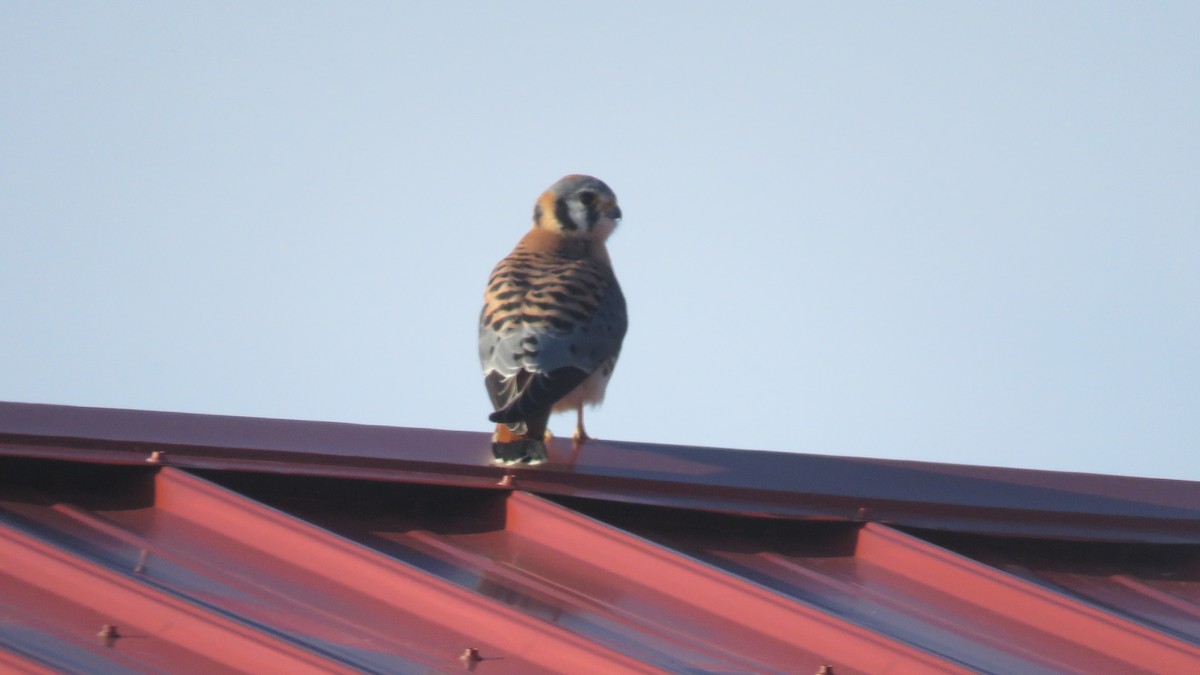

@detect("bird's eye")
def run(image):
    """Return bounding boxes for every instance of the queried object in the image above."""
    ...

[578,191,596,206]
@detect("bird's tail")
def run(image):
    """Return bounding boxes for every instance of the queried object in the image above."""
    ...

[491,423,547,465]
[490,406,552,466]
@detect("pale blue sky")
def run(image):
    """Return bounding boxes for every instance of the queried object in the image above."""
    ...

[3,3,1198,479]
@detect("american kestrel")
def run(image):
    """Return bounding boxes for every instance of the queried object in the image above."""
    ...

[479,175,628,465]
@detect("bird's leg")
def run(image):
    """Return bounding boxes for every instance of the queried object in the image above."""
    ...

[572,404,591,449]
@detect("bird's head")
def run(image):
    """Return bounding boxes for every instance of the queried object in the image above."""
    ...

[532,174,622,241]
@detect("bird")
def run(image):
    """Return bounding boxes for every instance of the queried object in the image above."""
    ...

[479,174,628,465]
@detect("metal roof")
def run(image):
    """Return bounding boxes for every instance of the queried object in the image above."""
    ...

[2,401,1198,674]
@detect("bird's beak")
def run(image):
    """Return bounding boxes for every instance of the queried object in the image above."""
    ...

[606,204,622,221]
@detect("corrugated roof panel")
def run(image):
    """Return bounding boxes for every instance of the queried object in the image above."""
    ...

[220,471,964,673]
[922,531,1200,647]
[559,497,1200,674]
[3,401,1200,674]
[0,647,57,675]
[502,492,968,674]
[1038,572,1200,642]
[0,463,660,674]
[855,524,1200,672]
[0,563,204,675]
[0,519,353,674]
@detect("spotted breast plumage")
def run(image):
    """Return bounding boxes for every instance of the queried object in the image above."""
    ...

[479,174,627,464]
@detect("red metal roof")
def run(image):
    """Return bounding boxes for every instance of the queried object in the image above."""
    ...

[2,401,1199,673]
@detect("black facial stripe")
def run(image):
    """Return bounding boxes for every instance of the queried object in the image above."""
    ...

[554,197,579,231]
[585,201,598,227]
[533,204,543,226]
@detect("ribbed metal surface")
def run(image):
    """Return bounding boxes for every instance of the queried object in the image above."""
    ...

[1,402,1198,673]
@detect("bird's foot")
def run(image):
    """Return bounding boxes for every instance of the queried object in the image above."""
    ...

[572,427,591,450]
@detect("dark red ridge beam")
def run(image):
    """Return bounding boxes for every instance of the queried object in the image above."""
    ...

[3,401,1200,542]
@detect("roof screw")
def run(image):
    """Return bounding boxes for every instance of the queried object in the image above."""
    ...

[145,450,166,464]
[460,647,483,670]
[855,507,869,521]
[816,666,836,675]
[97,624,120,645]
[498,474,516,488]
